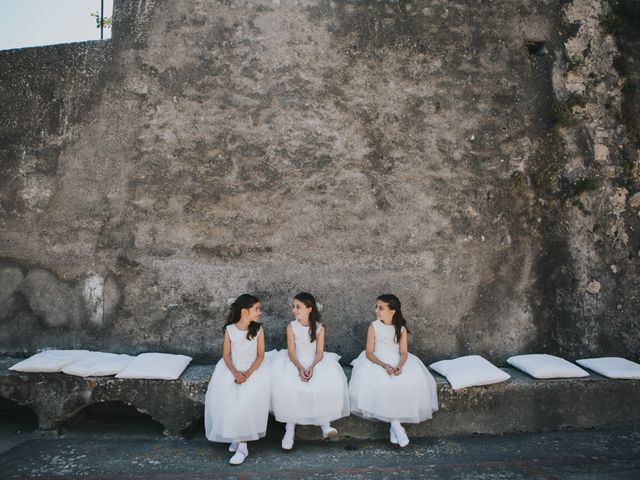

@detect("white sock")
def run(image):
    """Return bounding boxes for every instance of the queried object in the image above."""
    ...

[284,423,295,439]
[390,419,403,433]
[238,442,248,454]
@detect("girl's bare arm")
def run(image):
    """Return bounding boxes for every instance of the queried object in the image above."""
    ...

[310,325,325,369]
[286,324,305,371]
[396,328,409,370]
[244,328,265,376]
[365,324,392,372]
[222,329,244,381]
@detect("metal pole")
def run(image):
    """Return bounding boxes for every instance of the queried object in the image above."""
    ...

[100,0,104,40]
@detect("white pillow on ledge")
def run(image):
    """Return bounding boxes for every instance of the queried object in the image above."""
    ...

[115,353,192,380]
[576,357,640,379]
[62,352,134,377]
[429,355,510,390]
[507,354,589,379]
[9,350,90,373]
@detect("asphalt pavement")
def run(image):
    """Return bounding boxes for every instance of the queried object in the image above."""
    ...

[1,412,638,479]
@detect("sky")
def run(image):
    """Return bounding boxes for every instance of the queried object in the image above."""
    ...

[0,0,113,51]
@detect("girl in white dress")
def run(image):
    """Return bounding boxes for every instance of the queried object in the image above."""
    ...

[204,294,271,465]
[271,292,350,450]
[349,294,438,447]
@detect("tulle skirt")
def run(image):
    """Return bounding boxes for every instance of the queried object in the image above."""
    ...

[349,351,438,423]
[204,357,271,442]
[270,350,350,425]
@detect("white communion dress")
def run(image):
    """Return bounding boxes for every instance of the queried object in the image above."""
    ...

[270,320,350,425]
[349,320,438,423]
[204,323,271,442]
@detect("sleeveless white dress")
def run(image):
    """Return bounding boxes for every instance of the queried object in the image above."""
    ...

[204,323,271,442]
[270,321,350,425]
[349,320,438,423]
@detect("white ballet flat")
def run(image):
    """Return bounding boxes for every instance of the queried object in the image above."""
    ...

[282,424,295,450]
[228,442,239,452]
[281,436,294,450]
[229,449,248,465]
[392,424,410,448]
[322,426,338,439]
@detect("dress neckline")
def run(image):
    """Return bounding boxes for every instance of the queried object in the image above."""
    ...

[295,320,310,328]
[377,319,394,327]
[231,323,250,333]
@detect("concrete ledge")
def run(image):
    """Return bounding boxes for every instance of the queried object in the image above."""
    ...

[0,357,209,436]
[1,357,639,439]
[301,367,640,440]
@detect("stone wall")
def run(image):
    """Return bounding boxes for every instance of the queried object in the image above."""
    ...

[0,0,638,363]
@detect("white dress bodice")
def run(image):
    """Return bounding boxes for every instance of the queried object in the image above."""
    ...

[227,323,259,371]
[372,320,403,364]
[291,320,321,364]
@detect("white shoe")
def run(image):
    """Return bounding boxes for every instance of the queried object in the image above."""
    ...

[321,425,338,439]
[390,427,398,445]
[281,436,294,450]
[228,442,239,452]
[229,445,248,465]
[392,424,410,448]
[282,426,295,450]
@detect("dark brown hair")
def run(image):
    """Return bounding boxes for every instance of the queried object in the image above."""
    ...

[377,293,409,343]
[223,294,261,340]
[294,292,321,343]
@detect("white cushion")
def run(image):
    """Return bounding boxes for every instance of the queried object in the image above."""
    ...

[506,354,589,379]
[576,357,640,379]
[429,355,510,390]
[62,352,133,377]
[9,350,90,373]
[115,353,192,380]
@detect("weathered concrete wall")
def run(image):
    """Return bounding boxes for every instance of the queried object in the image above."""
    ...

[0,0,638,363]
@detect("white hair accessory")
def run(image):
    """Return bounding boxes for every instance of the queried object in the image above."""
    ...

[316,301,323,312]
[226,297,236,306]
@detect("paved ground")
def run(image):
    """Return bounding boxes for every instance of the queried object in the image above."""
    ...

[1,413,639,479]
